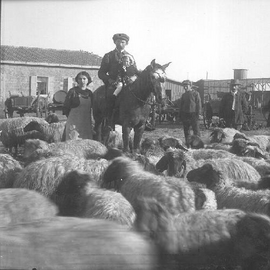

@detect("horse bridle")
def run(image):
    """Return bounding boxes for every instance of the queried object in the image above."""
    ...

[128,68,166,105]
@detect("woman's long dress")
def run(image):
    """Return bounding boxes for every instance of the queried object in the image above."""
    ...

[65,94,93,140]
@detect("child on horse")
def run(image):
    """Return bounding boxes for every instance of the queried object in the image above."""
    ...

[98,33,139,129]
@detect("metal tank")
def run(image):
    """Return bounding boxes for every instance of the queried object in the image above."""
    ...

[233,69,248,80]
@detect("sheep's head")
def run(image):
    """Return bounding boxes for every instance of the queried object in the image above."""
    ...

[53,170,96,216]
[140,137,157,155]
[233,132,249,141]
[158,136,187,151]
[101,156,140,191]
[209,128,225,143]
[186,135,204,149]
[231,138,264,158]
[155,149,186,177]
[186,163,220,188]
[23,139,49,159]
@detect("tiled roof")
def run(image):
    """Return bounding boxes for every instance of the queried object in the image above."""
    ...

[0,45,102,66]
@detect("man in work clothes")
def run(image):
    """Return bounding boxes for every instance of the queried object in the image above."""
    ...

[219,79,249,130]
[178,80,202,145]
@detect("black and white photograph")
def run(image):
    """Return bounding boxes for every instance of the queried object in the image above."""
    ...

[1,0,270,269]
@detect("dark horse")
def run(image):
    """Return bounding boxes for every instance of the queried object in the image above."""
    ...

[93,59,171,152]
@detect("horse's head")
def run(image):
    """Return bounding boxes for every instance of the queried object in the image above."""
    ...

[148,59,171,104]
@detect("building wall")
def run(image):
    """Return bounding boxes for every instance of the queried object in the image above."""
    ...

[165,79,184,101]
[0,63,103,102]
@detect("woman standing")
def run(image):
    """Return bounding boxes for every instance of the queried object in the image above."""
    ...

[63,71,94,140]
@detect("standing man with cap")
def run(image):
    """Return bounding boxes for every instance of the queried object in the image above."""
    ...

[98,33,138,128]
[178,80,202,146]
[219,79,248,130]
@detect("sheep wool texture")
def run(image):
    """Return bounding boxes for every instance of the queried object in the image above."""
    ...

[84,187,136,227]
[13,156,110,197]
[0,217,158,270]
[23,138,108,163]
[0,154,22,188]
[238,156,270,178]
[0,116,48,152]
[135,197,270,270]
[102,157,196,216]
[0,188,58,227]
[213,185,270,216]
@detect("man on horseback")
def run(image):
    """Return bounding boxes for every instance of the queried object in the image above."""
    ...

[98,33,139,129]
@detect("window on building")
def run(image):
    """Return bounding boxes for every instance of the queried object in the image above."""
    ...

[37,76,48,95]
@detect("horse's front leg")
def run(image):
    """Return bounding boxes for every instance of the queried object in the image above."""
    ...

[133,123,145,153]
[122,125,132,153]
[93,120,102,142]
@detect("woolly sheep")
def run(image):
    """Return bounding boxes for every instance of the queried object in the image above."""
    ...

[187,163,270,216]
[101,156,196,216]
[0,216,158,270]
[238,156,270,177]
[140,137,166,166]
[0,116,48,154]
[209,127,241,144]
[234,132,270,151]
[0,188,58,227]
[134,197,270,270]
[0,153,22,188]
[52,170,136,227]
[23,138,108,164]
[185,134,204,149]
[156,148,261,187]
[105,124,134,150]
[158,135,187,150]
[23,120,66,143]
[13,155,110,197]
[189,182,217,210]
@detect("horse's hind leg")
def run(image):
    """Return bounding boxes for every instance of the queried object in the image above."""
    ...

[122,126,132,153]
[133,124,145,153]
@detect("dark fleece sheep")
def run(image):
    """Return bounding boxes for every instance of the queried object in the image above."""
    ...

[101,156,196,216]
[0,216,158,270]
[0,188,58,227]
[52,170,136,227]
[134,197,270,270]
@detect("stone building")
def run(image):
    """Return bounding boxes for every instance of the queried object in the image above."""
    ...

[0,45,103,103]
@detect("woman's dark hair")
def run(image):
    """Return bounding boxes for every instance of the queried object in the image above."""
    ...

[75,71,92,85]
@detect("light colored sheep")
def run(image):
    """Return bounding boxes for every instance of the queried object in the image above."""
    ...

[13,155,110,197]
[238,156,270,177]
[101,156,196,216]
[134,197,270,270]
[0,116,48,154]
[187,163,270,216]
[0,216,158,270]
[23,120,66,143]
[23,138,108,164]
[189,182,217,210]
[52,170,136,227]
[0,188,58,227]
[0,153,22,188]
[156,148,261,188]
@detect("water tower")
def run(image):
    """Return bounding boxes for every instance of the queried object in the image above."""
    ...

[233,69,248,80]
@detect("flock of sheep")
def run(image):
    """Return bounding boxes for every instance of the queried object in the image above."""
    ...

[1,116,270,270]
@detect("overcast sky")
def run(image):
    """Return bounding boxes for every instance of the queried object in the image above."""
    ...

[1,0,270,82]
